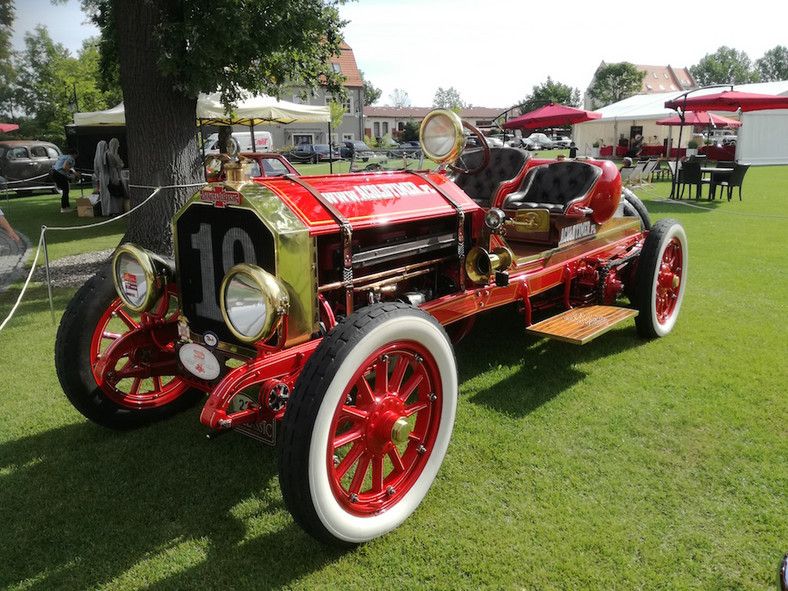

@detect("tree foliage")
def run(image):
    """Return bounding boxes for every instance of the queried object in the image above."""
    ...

[755,45,788,82]
[690,46,760,86]
[8,27,115,145]
[517,77,580,113]
[587,63,645,108]
[432,86,464,111]
[360,69,381,106]
[389,88,411,108]
[0,0,16,117]
[73,0,350,253]
[400,120,419,142]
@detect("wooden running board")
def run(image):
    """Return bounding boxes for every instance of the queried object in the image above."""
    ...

[526,306,638,345]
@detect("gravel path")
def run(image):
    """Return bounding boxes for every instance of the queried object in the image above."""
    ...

[32,249,114,289]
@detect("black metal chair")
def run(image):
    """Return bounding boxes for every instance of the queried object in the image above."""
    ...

[713,163,750,201]
[677,160,708,200]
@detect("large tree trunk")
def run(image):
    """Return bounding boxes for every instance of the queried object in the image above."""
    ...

[114,0,202,256]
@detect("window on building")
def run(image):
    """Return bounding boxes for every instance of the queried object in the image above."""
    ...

[343,133,353,141]
[331,63,342,74]
[374,122,380,137]
[293,134,313,145]
[383,122,389,134]
[326,95,352,114]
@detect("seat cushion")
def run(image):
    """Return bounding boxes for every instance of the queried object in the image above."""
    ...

[450,147,528,206]
[503,161,601,212]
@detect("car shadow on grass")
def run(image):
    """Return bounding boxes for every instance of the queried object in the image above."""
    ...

[454,304,644,418]
[0,408,345,590]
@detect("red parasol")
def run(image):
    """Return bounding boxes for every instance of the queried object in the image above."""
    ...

[665,90,788,113]
[656,111,742,127]
[502,103,601,130]
[0,123,19,134]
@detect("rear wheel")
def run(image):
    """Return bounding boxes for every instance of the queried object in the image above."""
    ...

[634,218,687,338]
[55,264,202,429]
[279,303,457,546]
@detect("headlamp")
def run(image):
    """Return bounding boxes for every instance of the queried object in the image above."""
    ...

[220,263,289,343]
[112,244,172,312]
[419,109,465,163]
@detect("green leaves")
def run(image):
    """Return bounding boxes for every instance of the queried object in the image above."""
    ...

[587,63,646,108]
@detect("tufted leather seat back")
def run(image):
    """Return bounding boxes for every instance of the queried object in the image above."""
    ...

[449,147,529,206]
[502,161,602,213]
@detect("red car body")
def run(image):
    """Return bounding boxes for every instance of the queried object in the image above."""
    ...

[57,111,686,547]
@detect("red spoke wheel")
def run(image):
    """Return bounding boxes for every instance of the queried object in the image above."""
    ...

[56,264,202,429]
[634,218,688,338]
[279,303,457,546]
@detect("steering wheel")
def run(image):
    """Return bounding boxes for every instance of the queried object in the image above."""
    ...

[449,121,491,175]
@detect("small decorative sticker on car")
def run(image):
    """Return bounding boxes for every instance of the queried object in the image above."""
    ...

[559,221,597,245]
[200,186,242,207]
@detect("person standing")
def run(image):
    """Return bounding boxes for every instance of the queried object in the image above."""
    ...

[0,207,20,243]
[52,148,80,212]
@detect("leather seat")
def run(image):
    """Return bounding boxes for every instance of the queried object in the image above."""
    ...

[449,147,529,207]
[502,161,602,214]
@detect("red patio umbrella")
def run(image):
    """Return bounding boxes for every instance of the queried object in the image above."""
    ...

[502,103,601,130]
[655,111,742,127]
[0,123,19,134]
[664,90,788,113]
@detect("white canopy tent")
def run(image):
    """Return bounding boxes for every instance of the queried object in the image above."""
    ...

[73,93,331,126]
[573,81,788,165]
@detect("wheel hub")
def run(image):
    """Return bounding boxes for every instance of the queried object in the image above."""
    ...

[366,396,409,455]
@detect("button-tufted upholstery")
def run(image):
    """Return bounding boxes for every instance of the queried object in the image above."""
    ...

[502,161,602,213]
[449,147,529,206]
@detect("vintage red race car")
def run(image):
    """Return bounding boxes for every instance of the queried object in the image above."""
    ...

[55,110,687,546]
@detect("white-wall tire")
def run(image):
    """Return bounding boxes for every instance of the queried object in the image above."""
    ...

[279,303,457,546]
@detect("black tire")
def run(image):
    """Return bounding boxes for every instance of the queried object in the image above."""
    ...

[633,218,687,338]
[55,264,203,429]
[279,303,457,546]
[621,187,651,231]
[311,154,318,164]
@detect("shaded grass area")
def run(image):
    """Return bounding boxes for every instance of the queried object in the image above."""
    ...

[0,166,786,589]
[1,187,127,261]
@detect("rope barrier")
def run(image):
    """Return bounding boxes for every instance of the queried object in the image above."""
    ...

[0,181,204,333]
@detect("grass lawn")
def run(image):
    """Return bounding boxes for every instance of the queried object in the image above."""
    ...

[0,165,786,590]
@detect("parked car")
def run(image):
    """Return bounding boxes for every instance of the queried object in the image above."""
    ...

[388,140,422,158]
[525,133,554,150]
[204,152,298,182]
[0,140,61,193]
[340,140,374,162]
[287,143,341,163]
[56,108,686,548]
[552,135,572,149]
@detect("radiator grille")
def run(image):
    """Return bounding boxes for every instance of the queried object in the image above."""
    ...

[175,204,275,343]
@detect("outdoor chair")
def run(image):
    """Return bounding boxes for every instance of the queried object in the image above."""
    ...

[651,158,670,181]
[626,159,649,186]
[619,165,634,185]
[712,163,750,201]
[640,158,659,187]
[676,160,709,200]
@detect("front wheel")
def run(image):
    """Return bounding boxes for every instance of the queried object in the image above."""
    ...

[634,218,687,338]
[279,303,457,546]
[55,264,203,429]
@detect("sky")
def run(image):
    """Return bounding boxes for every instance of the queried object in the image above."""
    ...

[11,0,787,109]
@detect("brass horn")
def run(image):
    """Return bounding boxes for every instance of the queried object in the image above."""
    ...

[465,246,513,285]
